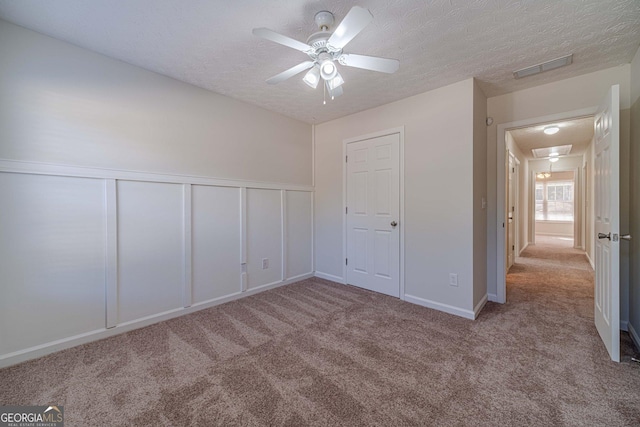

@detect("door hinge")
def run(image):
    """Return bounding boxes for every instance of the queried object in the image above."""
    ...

[512,206,515,212]
[512,245,515,250]
[503,222,505,228]
[512,167,515,173]
[346,155,348,163]
[345,258,348,265]
[345,207,348,214]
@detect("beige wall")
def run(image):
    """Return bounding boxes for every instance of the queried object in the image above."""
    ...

[487,66,631,299]
[629,44,640,343]
[315,78,483,316]
[0,20,312,186]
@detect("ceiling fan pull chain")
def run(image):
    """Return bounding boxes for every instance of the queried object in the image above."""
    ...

[323,82,326,105]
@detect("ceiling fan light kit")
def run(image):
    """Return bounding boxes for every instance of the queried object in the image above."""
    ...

[252,6,399,103]
[303,66,320,88]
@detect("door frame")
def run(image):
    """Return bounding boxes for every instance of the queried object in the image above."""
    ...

[342,126,405,299]
[506,150,520,270]
[496,107,596,303]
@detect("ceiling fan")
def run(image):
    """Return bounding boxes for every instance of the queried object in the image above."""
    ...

[252,6,399,101]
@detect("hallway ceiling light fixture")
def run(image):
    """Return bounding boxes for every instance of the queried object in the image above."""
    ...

[544,126,560,135]
[549,157,559,163]
[536,162,554,179]
[513,54,573,79]
[549,152,559,157]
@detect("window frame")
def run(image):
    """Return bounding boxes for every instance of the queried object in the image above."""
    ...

[535,179,574,222]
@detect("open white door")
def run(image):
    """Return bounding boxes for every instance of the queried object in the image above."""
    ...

[346,133,400,297]
[594,84,620,362]
[507,152,516,269]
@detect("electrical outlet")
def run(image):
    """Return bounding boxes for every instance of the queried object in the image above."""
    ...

[262,258,269,269]
[449,273,458,287]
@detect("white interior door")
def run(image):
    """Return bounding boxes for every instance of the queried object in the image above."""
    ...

[507,153,516,269]
[594,84,620,362]
[346,133,400,297]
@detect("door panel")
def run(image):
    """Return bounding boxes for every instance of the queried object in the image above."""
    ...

[594,84,620,362]
[346,133,400,297]
[507,153,515,269]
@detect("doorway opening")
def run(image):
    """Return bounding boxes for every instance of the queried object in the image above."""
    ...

[503,116,593,278]
[495,107,597,304]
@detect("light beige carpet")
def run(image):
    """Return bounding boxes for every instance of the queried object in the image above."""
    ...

[1,243,639,426]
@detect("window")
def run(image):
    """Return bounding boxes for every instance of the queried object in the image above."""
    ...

[535,180,574,221]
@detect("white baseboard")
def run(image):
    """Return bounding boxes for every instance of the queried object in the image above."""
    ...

[314,271,346,284]
[518,243,529,256]
[488,293,499,303]
[404,294,475,320]
[0,274,313,369]
[629,323,640,352]
[621,320,629,332]
[586,252,595,270]
[285,272,314,283]
[473,294,488,319]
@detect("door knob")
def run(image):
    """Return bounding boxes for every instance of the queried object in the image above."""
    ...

[390,221,398,227]
[598,232,611,240]
[621,234,632,241]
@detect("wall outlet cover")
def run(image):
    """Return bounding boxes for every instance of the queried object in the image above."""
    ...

[449,273,458,287]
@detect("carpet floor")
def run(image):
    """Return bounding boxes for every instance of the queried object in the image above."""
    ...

[2,241,640,426]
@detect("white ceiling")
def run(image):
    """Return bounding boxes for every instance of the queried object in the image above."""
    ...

[509,116,594,159]
[0,0,638,124]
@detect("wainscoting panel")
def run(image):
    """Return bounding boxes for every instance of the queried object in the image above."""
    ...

[0,161,313,367]
[0,172,107,355]
[117,180,184,324]
[192,185,242,304]
[286,190,313,279]
[247,188,283,289]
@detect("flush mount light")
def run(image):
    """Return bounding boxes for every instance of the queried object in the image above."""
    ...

[549,152,559,157]
[303,66,321,88]
[544,126,560,135]
[513,54,573,79]
[549,157,559,163]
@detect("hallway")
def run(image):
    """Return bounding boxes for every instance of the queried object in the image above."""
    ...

[506,236,638,362]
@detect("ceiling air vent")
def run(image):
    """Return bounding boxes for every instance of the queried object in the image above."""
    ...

[513,54,573,79]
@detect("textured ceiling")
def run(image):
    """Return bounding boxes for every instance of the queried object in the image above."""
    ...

[0,0,639,124]
[510,117,594,159]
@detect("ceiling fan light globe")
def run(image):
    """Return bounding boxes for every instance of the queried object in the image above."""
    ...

[321,61,337,80]
[327,73,344,90]
[303,66,320,88]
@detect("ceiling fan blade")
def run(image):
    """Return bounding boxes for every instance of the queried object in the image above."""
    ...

[266,61,314,84]
[327,6,373,50]
[338,54,399,74]
[252,28,313,53]
[326,81,343,98]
